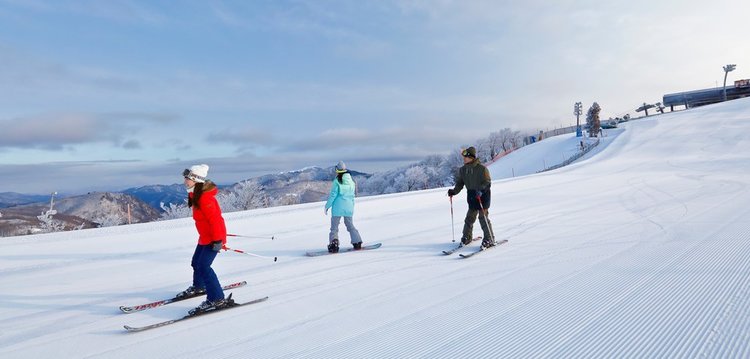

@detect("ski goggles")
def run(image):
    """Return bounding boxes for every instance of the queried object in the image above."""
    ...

[182,169,206,182]
[462,149,475,157]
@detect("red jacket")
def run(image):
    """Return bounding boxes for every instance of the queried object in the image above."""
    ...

[189,183,227,245]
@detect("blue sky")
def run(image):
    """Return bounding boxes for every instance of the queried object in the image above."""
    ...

[1,0,748,194]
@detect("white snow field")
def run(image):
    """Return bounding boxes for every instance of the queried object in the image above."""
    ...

[2,98,750,358]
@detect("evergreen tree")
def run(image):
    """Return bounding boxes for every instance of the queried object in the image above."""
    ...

[586,102,601,137]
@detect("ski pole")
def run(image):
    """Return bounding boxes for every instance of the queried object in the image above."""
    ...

[450,195,456,242]
[476,194,496,242]
[222,245,278,262]
[227,233,275,240]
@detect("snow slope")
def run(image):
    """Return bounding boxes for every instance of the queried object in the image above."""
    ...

[2,98,750,358]
[488,127,624,180]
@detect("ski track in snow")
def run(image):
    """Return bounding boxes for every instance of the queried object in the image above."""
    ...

[2,98,750,358]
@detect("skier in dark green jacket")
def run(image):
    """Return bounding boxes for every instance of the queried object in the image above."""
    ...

[447,146,496,248]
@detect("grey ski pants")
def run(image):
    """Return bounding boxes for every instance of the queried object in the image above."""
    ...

[329,216,363,244]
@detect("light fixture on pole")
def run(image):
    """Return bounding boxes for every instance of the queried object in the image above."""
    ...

[574,102,583,137]
[723,64,736,101]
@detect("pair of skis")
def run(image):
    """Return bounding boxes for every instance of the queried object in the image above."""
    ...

[121,281,267,332]
[442,237,508,258]
[123,242,386,332]
[119,281,248,313]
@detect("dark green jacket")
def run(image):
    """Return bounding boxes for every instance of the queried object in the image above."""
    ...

[452,159,491,192]
[452,159,492,209]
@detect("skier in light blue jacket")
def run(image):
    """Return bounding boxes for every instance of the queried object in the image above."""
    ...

[324,161,363,253]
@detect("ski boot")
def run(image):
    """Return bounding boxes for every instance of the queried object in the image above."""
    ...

[481,237,496,249]
[175,285,206,300]
[353,242,362,250]
[328,238,340,253]
[188,294,234,316]
[461,237,473,245]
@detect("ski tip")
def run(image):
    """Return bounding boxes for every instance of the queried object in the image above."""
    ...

[119,306,132,313]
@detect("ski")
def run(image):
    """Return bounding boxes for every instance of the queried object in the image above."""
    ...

[441,236,482,255]
[124,295,268,332]
[119,281,247,314]
[458,239,508,258]
[306,243,382,257]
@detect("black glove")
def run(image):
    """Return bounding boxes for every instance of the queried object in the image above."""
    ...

[447,189,456,197]
[211,240,224,252]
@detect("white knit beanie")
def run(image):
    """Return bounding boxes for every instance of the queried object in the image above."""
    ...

[185,164,209,183]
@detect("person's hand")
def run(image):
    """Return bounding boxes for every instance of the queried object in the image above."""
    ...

[476,190,483,198]
[324,207,329,215]
[211,240,223,252]
[447,189,456,197]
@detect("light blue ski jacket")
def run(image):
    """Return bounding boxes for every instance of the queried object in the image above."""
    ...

[325,172,356,217]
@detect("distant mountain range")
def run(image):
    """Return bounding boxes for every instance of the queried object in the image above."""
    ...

[0,166,370,237]
[0,192,51,208]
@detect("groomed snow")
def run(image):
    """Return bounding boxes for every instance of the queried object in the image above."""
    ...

[2,98,750,358]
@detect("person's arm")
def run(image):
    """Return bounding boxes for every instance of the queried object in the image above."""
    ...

[448,169,464,196]
[202,196,227,246]
[325,180,339,211]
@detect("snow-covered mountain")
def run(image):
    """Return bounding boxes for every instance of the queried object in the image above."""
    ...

[1,98,750,358]
[123,184,187,212]
[51,192,160,225]
[0,192,159,236]
[245,166,369,205]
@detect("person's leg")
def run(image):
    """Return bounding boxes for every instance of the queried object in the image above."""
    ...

[462,209,479,244]
[343,216,362,245]
[329,216,342,243]
[190,244,205,289]
[328,216,342,252]
[193,244,224,302]
[478,210,495,246]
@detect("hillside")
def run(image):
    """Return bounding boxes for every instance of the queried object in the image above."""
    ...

[0,192,159,236]
[1,98,749,358]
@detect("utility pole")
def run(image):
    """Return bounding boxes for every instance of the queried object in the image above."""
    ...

[723,64,736,101]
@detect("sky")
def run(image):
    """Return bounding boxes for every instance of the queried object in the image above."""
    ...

[1,0,748,194]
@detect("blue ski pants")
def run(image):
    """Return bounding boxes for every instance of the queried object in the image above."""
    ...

[190,244,225,302]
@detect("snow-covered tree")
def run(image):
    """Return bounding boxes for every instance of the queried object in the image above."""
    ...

[37,211,65,233]
[219,180,270,212]
[403,166,430,191]
[93,212,125,227]
[159,202,191,220]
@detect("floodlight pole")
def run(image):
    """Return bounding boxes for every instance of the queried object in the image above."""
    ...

[49,192,57,213]
[574,102,582,137]
[723,64,736,101]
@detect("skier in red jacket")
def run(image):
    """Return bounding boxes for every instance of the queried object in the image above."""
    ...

[175,164,231,314]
